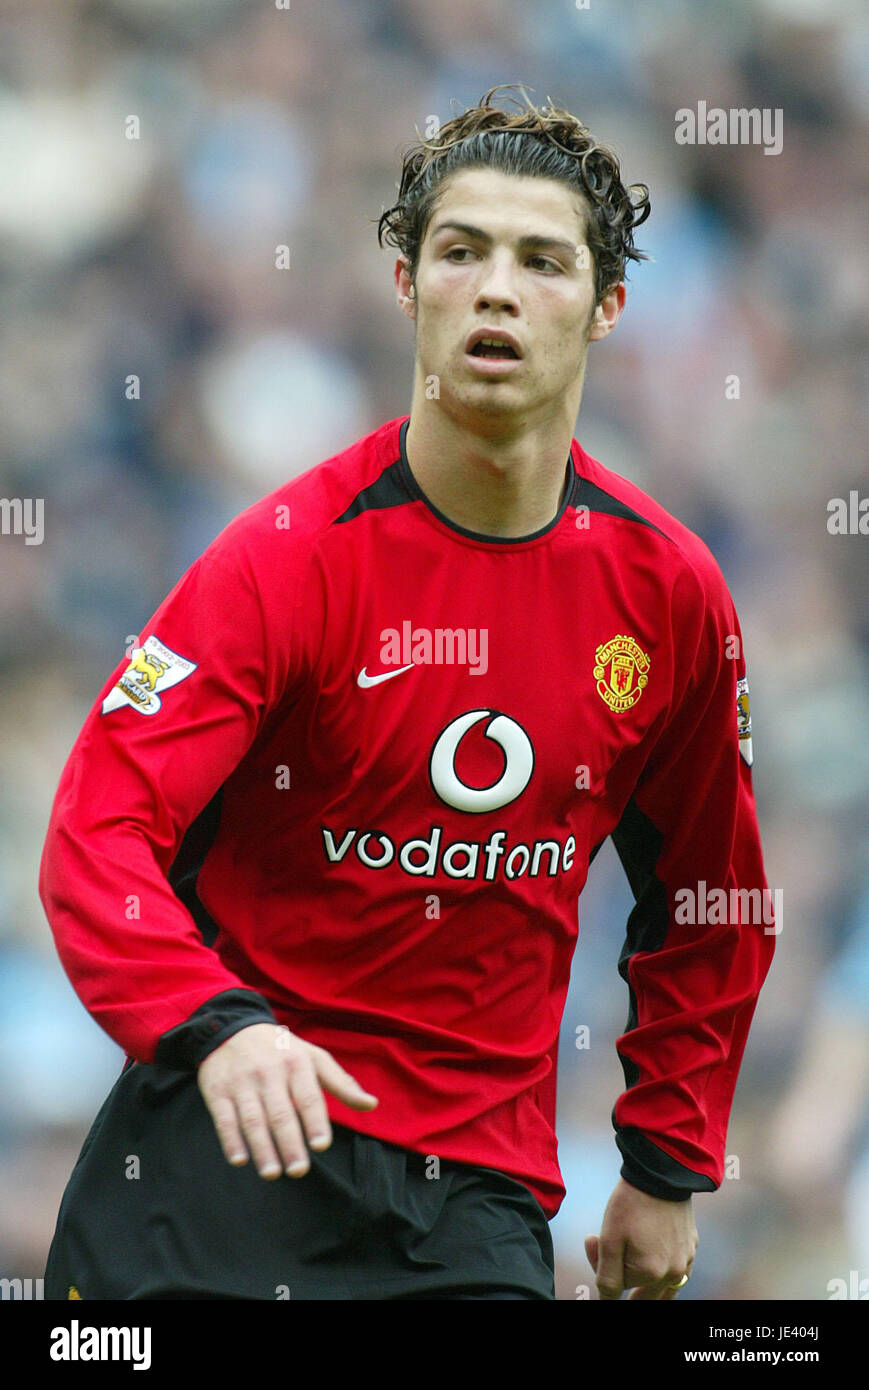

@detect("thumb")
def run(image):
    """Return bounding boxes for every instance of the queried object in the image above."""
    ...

[593,1237,625,1301]
[584,1233,599,1272]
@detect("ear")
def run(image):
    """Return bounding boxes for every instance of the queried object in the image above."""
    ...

[395,257,417,320]
[587,282,626,342]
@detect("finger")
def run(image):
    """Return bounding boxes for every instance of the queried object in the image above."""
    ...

[662,1266,693,1300]
[313,1049,379,1110]
[201,1091,250,1168]
[628,1272,689,1301]
[627,1281,670,1301]
[285,1057,333,1159]
[260,1074,315,1177]
[594,1239,626,1301]
[233,1087,283,1179]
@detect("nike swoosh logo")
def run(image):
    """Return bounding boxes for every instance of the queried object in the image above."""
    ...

[357,663,416,688]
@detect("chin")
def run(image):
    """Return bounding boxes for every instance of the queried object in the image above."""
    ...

[449,394,531,438]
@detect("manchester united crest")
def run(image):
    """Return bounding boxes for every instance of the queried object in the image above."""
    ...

[594,635,650,713]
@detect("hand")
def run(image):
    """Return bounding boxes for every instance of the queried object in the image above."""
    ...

[197,1022,378,1180]
[585,1178,697,1300]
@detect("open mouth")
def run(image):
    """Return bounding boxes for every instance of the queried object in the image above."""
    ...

[469,337,520,360]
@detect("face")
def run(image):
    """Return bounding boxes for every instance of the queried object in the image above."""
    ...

[395,167,624,426]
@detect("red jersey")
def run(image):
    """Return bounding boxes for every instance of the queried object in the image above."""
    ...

[39,415,775,1218]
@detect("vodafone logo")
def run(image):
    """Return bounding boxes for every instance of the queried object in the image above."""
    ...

[320,708,577,882]
[429,710,534,813]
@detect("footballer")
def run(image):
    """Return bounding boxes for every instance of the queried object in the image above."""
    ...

[40,87,774,1301]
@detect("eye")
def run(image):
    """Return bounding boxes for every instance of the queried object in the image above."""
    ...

[527,255,561,273]
[444,246,477,262]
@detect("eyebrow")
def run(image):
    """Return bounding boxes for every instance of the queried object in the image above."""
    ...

[429,220,579,256]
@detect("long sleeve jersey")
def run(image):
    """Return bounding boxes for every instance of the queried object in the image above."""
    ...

[39,415,775,1218]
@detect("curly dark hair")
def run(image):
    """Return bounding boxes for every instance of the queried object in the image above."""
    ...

[378,85,651,304]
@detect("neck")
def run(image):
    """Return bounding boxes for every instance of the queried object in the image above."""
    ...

[403,344,592,538]
[403,393,582,538]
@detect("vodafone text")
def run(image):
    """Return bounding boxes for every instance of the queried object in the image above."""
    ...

[323,824,576,881]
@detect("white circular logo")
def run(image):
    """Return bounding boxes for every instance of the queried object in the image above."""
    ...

[429,710,534,813]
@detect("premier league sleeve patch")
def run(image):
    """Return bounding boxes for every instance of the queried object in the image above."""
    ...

[736,675,753,766]
[101,635,197,717]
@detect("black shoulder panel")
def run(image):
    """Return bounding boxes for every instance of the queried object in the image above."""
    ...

[333,459,410,525]
[570,474,669,540]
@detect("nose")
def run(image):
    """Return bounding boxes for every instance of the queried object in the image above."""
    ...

[474,251,521,315]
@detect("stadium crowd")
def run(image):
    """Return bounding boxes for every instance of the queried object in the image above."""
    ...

[0,0,866,1299]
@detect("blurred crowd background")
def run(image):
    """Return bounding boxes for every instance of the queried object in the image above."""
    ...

[1,0,867,1301]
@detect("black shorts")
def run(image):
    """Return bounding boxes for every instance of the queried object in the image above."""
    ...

[44,1060,556,1300]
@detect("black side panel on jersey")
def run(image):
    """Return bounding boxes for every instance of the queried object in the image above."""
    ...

[167,787,224,949]
[158,787,278,1069]
[587,837,606,868]
[609,796,717,1199]
[610,796,669,1091]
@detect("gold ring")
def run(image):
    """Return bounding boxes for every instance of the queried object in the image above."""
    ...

[667,1274,690,1289]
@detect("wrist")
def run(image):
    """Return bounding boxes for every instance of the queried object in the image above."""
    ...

[154,989,278,1070]
[615,1125,716,1201]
